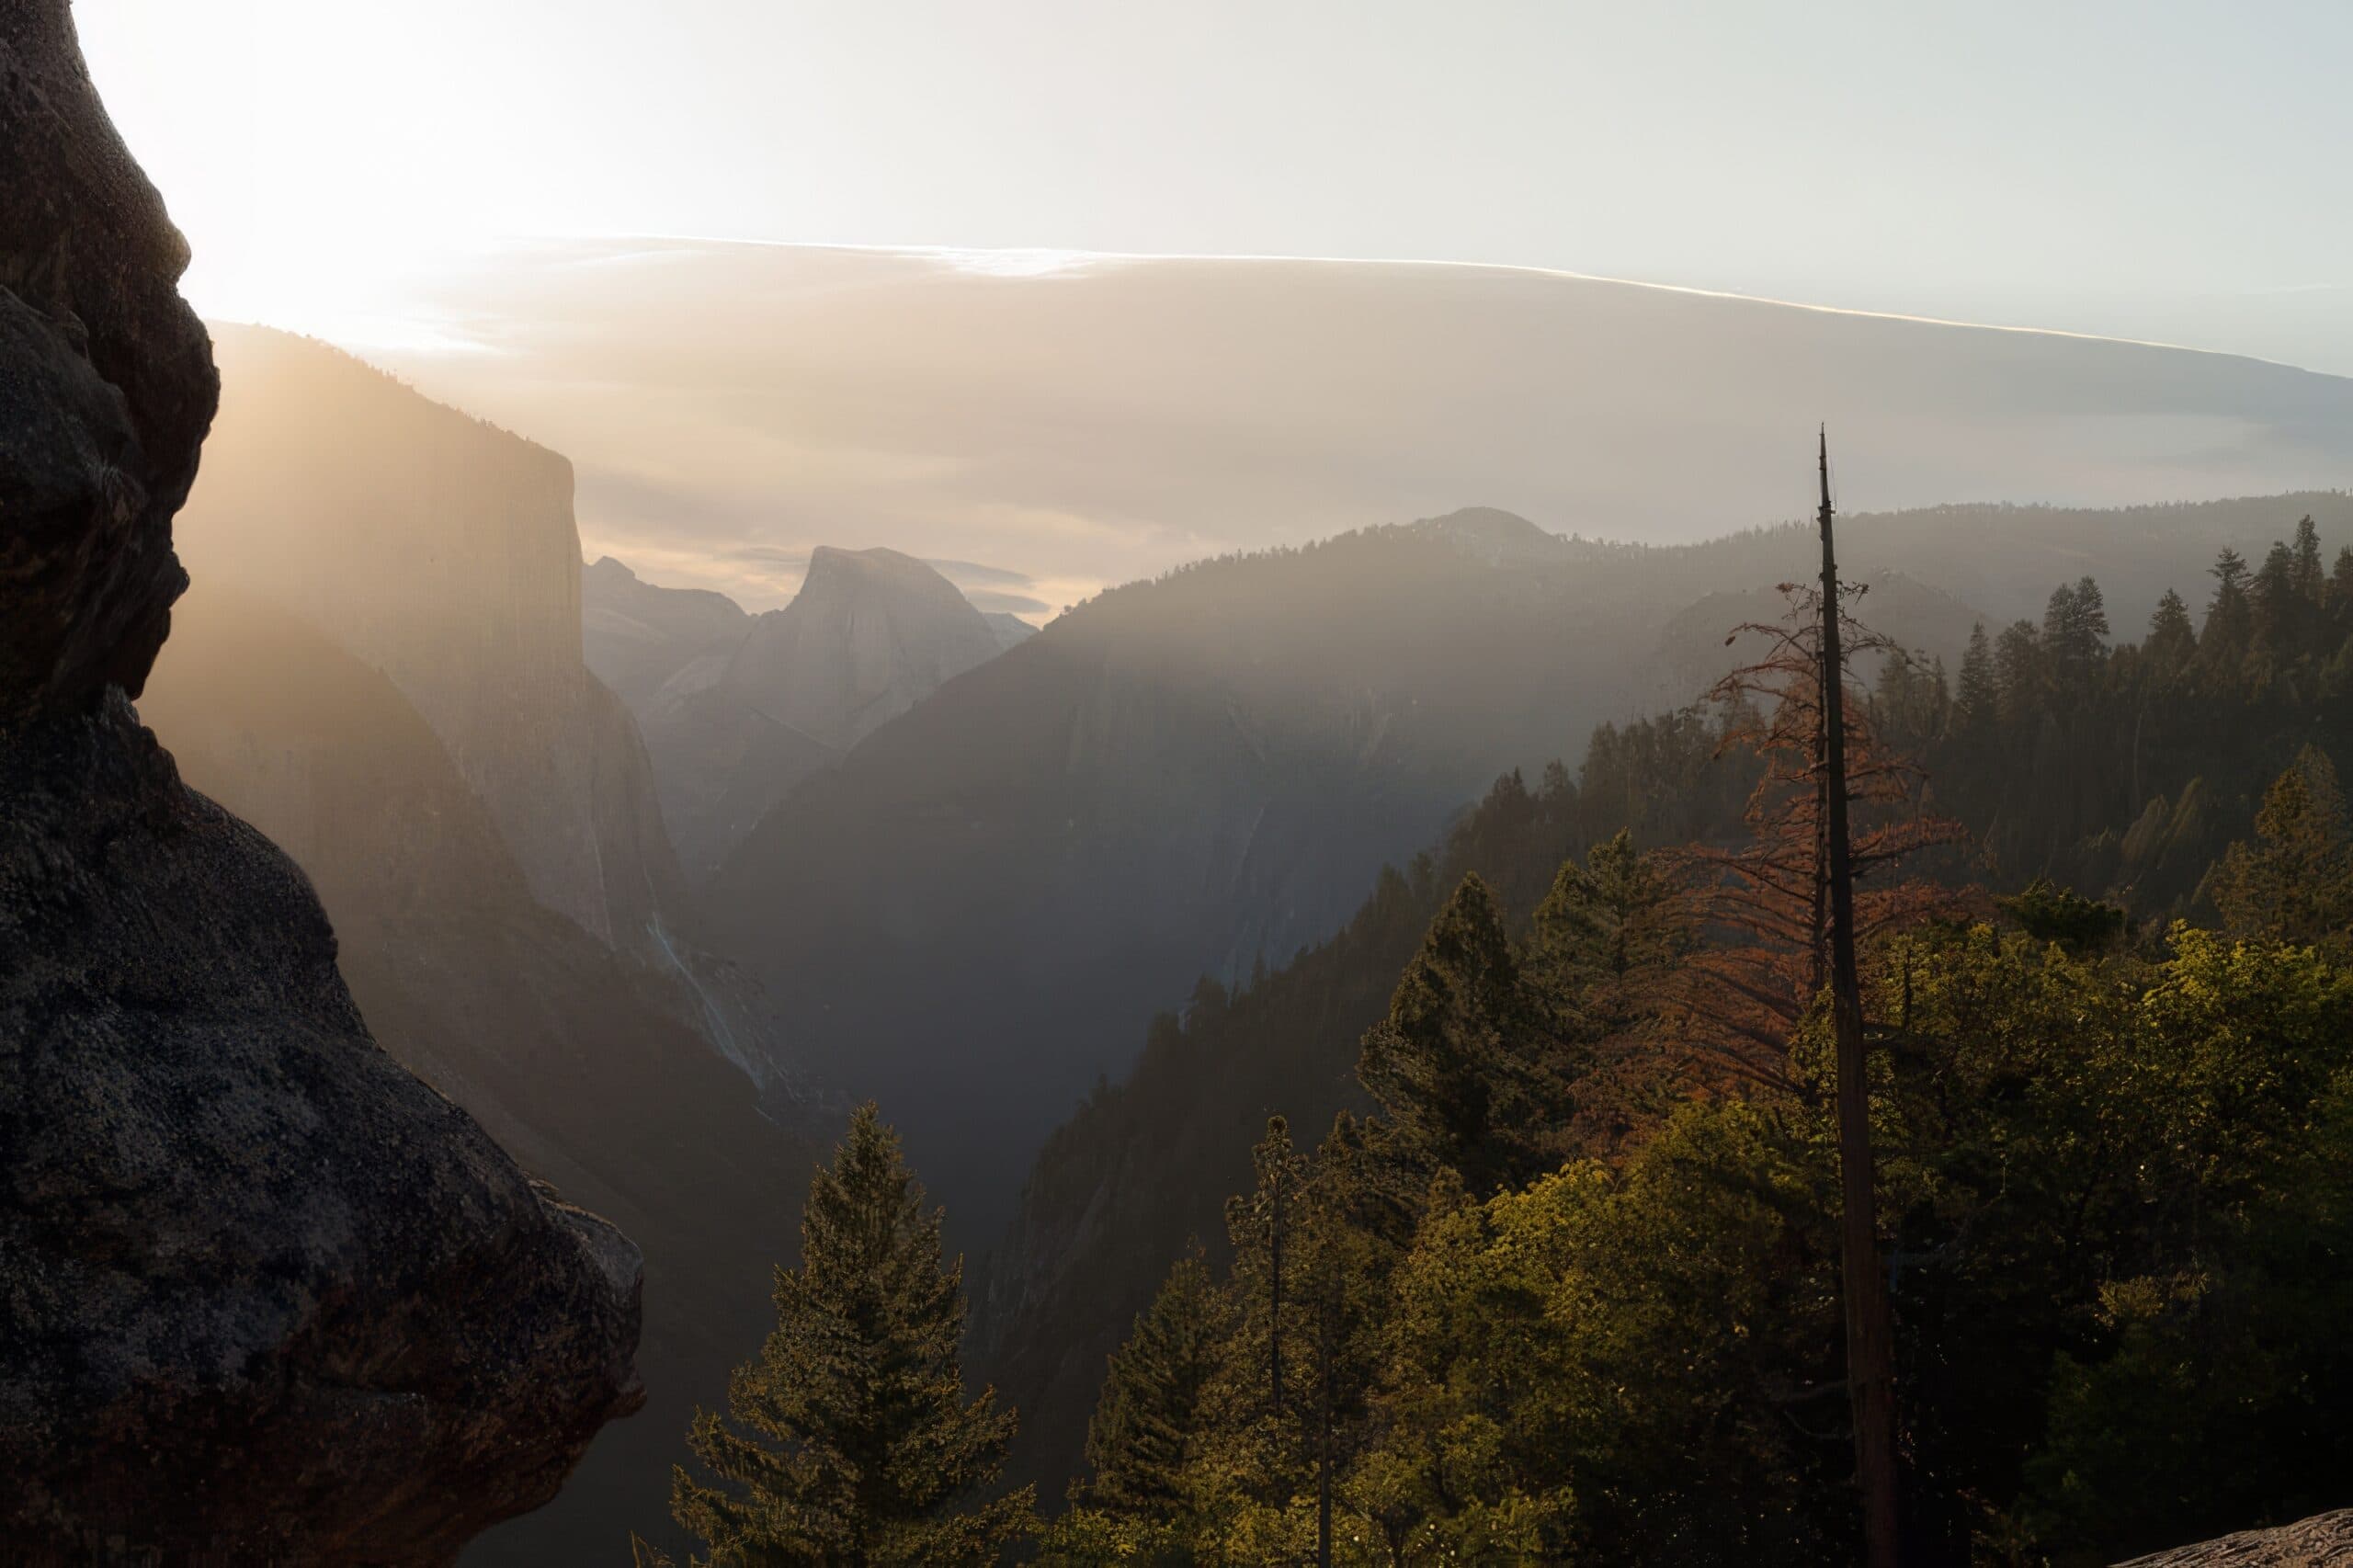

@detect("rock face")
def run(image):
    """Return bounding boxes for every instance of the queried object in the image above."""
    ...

[983,609,1039,652]
[580,554,751,709]
[0,1,212,722]
[585,544,1005,882]
[181,324,689,954]
[0,5,642,1560]
[2117,1510,2353,1565]
[0,701,644,1562]
[728,545,1005,752]
[139,591,818,1565]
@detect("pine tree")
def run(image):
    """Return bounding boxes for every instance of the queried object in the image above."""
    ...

[1076,1248,1228,1521]
[1995,619,2042,722]
[2328,547,2353,619]
[2144,589,2197,673]
[2251,539,2302,664]
[2041,576,2109,699]
[2201,547,2255,674]
[1529,828,1689,1041]
[1955,622,1998,735]
[2292,515,2325,603]
[667,1104,1035,1566]
[1225,1117,1310,1426]
[1357,874,1557,1193]
[2204,745,2353,946]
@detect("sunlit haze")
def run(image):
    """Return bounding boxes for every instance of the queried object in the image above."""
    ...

[69,0,2353,610]
[80,1,2353,357]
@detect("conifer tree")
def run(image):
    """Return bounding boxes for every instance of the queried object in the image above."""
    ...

[2293,515,2325,602]
[1995,619,2042,722]
[1529,828,1689,1041]
[666,1103,1035,1566]
[1225,1116,1309,1425]
[1671,587,1965,1092]
[1358,874,1557,1192]
[2251,539,2303,663]
[2329,546,2353,619]
[2201,546,2255,673]
[1076,1249,1228,1521]
[2205,745,2353,946]
[1955,622,1998,735]
[2144,589,2197,673]
[2040,576,2110,699]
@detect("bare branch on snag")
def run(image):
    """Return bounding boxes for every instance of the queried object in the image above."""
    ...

[1663,584,1970,1096]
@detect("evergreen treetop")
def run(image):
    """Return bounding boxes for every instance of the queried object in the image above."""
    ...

[665,1103,1035,1567]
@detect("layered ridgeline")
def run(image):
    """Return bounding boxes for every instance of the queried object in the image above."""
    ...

[974,504,2353,1502]
[182,324,685,956]
[585,547,1008,881]
[142,328,820,1563]
[369,239,2353,610]
[706,493,2353,1240]
[138,597,816,1567]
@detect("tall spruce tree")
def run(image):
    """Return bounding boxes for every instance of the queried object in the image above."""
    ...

[2293,515,2326,602]
[1529,828,1688,1041]
[1225,1117,1310,1426]
[1995,619,2042,722]
[1358,873,1557,1193]
[665,1104,1035,1566]
[2251,539,2304,664]
[2201,546,2255,674]
[1075,1248,1228,1522]
[1955,622,1998,736]
[2145,589,2198,673]
[2205,745,2353,946]
[2041,576,2110,699]
[2330,546,2353,619]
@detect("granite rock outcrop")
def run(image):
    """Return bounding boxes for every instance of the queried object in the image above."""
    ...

[2117,1510,2353,1566]
[0,4,643,1559]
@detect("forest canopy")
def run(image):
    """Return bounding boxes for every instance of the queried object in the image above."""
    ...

[1013,517,2353,1565]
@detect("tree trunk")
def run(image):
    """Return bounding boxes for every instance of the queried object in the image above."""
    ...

[1818,430,1903,1568]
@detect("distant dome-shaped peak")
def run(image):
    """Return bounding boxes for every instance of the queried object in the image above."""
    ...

[1404,507,1569,563]
[797,546,971,609]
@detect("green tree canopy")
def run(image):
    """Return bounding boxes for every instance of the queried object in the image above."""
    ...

[665,1103,1035,1566]
[2205,745,2353,946]
[1074,1247,1229,1522]
[1358,873,1561,1194]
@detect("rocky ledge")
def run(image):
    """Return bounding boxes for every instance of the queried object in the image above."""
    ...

[0,700,645,1562]
[2117,1510,2353,1566]
[1,0,644,1559]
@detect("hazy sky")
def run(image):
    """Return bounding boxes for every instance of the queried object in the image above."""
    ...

[79,0,2353,369]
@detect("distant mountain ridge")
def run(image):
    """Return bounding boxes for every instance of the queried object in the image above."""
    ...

[140,595,815,1568]
[585,545,1012,882]
[146,326,830,1558]
[706,491,2353,1243]
[182,324,683,957]
[367,240,2353,610]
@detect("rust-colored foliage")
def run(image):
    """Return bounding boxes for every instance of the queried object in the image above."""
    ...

[1666,584,1968,1093]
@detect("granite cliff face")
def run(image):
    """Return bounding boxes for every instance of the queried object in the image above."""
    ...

[0,6,641,1559]
[0,1,210,720]
[581,554,751,708]
[585,545,1006,881]
[139,593,818,1565]
[181,325,688,953]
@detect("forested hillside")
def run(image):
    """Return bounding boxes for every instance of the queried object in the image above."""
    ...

[981,511,2353,1559]
[712,494,2353,1244]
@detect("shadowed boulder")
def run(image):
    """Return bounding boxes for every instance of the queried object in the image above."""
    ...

[0,2,643,1559]
[2115,1510,2353,1566]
